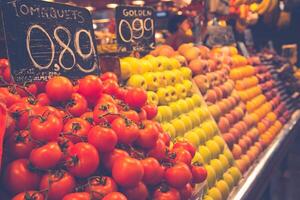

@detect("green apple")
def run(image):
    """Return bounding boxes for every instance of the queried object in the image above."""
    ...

[184,130,200,147]
[191,94,202,107]
[186,111,201,127]
[178,114,193,131]
[177,99,189,113]
[223,149,235,166]
[222,172,235,190]
[156,72,167,87]
[185,97,195,110]
[198,146,212,163]
[180,67,192,80]
[182,80,193,96]
[166,86,177,102]
[172,69,183,83]
[210,159,224,179]
[168,102,181,118]
[171,118,186,136]
[207,187,223,200]
[213,135,226,152]
[194,127,207,145]
[138,59,153,74]
[161,122,176,139]
[158,106,173,121]
[174,83,187,99]
[169,57,181,69]
[227,167,242,185]
[215,180,230,199]
[143,72,159,91]
[218,154,230,172]
[164,70,176,85]
[147,91,159,105]
[157,56,171,70]
[204,165,217,188]
[192,151,204,164]
[156,87,171,105]
[206,140,221,159]
[127,74,147,90]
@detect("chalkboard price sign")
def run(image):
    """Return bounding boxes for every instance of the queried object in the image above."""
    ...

[206,25,236,47]
[1,0,99,83]
[115,5,155,52]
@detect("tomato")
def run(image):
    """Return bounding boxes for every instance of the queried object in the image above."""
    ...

[0,58,9,69]
[7,130,36,159]
[136,120,159,149]
[63,118,91,143]
[148,139,168,161]
[103,79,119,96]
[45,76,73,102]
[153,186,180,200]
[9,102,30,130]
[30,113,63,142]
[16,83,37,97]
[36,93,50,106]
[142,104,158,120]
[112,157,144,188]
[62,192,90,200]
[29,142,62,170]
[120,110,139,124]
[80,111,94,124]
[40,170,75,200]
[124,182,148,200]
[164,162,192,189]
[32,106,64,119]
[85,176,117,198]
[66,93,87,117]
[66,142,100,178]
[179,183,193,199]
[87,125,118,152]
[102,192,127,200]
[159,132,171,146]
[100,72,118,82]
[124,87,147,109]
[3,159,41,194]
[93,102,118,124]
[173,141,196,157]
[191,164,207,183]
[114,87,128,101]
[141,157,164,185]
[3,65,11,82]
[78,75,103,98]
[97,93,116,105]
[171,147,192,165]
[111,117,139,145]
[102,149,129,170]
[138,108,147,121]
[0,87,21,107]
[12,191,44,200]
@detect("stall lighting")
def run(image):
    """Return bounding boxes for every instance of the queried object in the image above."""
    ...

[177,11,183,15]
[85,6,95,11]
[132,0,145,5]
[106,3,118,8]
[161,0,172,2]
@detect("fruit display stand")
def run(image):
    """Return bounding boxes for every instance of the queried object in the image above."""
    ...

[121,55,242,200]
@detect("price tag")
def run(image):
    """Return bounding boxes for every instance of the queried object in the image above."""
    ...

[237,41,250,57]
[206,25,236,47]
[115,5,155,52]
[1,0,99,83]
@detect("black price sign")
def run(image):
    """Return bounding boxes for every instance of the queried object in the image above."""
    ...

[115,5,155,52]
[206,25,236,47]
[1,0,99,83]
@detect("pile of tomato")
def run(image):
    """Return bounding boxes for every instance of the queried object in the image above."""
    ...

[0,59,207,200]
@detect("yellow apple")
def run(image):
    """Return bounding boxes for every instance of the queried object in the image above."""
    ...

[168,102,181,118]
[198,146,212,163]
[174,83,187,99]
[223,149,235,166]
[143,72,159,91]
[164,70,176,85]
[120,60,131,80]
[184,130,200,147]
[127,74,147,90]
[186,110,201,127]
[213,135,226,152]
[194,127,207,145]
[201,121,215,139]
[155,72,167,87]
[178,114,193,131]
[218,154,230,171]
[180,67,192,80]
[156,87,171,105]
[172,69,183,83]
[161,122,176,139]
[185,97,195,110]
[182,80,193,96]
[166,86,177,102]
[145,56,160,71]
[158,106,173,122]
[204,165,217,188]
[147,91,159,105]
[157,56,171,70]
[191,94,202,107]
[215,180,230,199]
[169,57,181,69]
[177,99,189,113]
[122,57,139,74]
[206,140,221,159]
[203,195,214,200]
[210,159,224,179]
[194,107,209,122]
[207,187,222,200]
[223,172,235,190]
[154,110,162,122]
[227,167,242,185]
[192,151,204,164]
[171,118,186,136]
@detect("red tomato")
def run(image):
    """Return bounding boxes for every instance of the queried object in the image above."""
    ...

[164,162,192,189]
[7,130,36,159]
[100,72,118,82]
[114,87,128,100]
[120,110,139,124]
[3,65,11,82]
[141,157,164,185]
[78,75,103,98]
[29,142,62,170]
[171,147,192,165]
[124,87,147,109]
[32,106,64,119]
[12,191,44,200]
[0,87,21,107]
[142,104,158,120]
[66,142,100,178]
[173,141,196,157]
[63,118,91,143]
[45,76,73,102]
[40,170,75,200]
[102,149,129,170]
[87,125,118,152]
[124,182,148,200]
[9,102,30,130]
[112,157,144,188]
[137,120,159,149]
[102,192,127,200]
[111,117,139,145]
[159,132,171,146]
[179,183,193,199]
[66,93,87,117]
[97,93,116,105]
[36,93,50,106]
[93,102,118,124]
[191,164,207,183]
[62,192,90,200]
[153,186,180,200]
[80,111,94,124]
[138,108,147,121]
[3,159,41,194]
[148,139,168,161]
[85,176,117,198]
[103,79,119,96]
[30,113,63,142]
[16,83,37,97]
[0,58,9,69]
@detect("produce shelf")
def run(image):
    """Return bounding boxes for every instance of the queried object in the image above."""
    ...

[228,110,300,200]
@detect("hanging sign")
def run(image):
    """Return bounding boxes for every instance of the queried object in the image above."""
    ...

[115,5,155,52]
[1,0,99,83]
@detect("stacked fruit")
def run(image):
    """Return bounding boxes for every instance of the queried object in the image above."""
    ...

[0,60,210,200]
[121,53,242,200]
